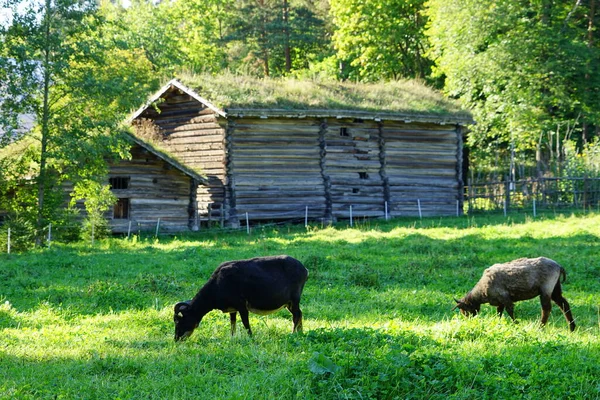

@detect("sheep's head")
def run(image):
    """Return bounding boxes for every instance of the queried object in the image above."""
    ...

[453,296,480,317]
[174,300,198,341]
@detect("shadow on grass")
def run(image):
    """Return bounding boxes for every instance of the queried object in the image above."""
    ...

[0,216,598,326]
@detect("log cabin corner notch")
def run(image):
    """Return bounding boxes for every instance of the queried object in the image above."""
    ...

[120,76,472,231]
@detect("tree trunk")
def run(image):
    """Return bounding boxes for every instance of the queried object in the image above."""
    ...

[37,0,52,246]
[283,0,291,73]
[583,0,596,146]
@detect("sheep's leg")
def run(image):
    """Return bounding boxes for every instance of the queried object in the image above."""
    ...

[505,301,516,321]
[540,293,552,326]
[287,300,303,333]
[229,312,237,336]
[238,308,253,336]
[496,304,505,317]
[552,284,576,332]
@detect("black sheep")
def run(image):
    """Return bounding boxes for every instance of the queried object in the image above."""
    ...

[174,255,308,340]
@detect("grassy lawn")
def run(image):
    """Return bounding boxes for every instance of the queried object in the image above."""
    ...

[1,213,600,399]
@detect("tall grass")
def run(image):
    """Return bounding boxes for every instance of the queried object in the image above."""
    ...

[1,212,600,399]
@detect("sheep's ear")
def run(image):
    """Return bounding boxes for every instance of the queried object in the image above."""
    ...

[174,301,190,314]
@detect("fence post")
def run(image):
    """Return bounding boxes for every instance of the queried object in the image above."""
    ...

[7,228,10,254]
[155,218,161,237]
[47,223,52,247]
[305,206,308,228]
[246,212,250,234]
[385,201,389,220]
[504,177,510,216]
[127,220,132,239]
[417,199,422,219]
[533,199,537,218]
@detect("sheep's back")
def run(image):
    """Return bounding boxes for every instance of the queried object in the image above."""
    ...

[478,257,562,302]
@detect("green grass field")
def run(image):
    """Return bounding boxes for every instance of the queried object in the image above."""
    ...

[1,213,600,399]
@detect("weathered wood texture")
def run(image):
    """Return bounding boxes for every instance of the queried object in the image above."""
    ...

[228,118,327,221]
[108,145,194,233]
[133,91,227,222]
[224,117,461,223]
[324,119,385,218]
[125,87,464,230]
[382,121,461,217]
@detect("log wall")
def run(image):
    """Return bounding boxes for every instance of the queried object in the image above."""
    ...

[224,117,462,223]
[109,145,194,233]
[324,119,385,218]
[227,118,326,221]
[383,121,462,217]
[129,91,464,229]
[134,91,227,223]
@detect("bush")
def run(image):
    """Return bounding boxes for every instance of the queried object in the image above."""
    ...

[0,214,36,253]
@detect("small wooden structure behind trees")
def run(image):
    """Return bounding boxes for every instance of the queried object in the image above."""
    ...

[114,76,472,231]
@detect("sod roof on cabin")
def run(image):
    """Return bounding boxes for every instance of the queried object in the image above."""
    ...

[174,74,472,124]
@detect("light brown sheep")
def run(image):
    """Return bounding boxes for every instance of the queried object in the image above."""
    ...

[454,257,576,331]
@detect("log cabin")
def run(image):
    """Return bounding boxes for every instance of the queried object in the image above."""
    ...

[107,134,207,233]
[114,75,472,231]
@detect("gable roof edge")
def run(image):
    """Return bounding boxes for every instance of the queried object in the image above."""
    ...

[127,79,226,123]
[123,132,208,184]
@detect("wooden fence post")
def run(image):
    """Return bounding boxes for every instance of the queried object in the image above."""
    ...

[504,177,511,214]
[305,206,308,228]
[47,224,52,247]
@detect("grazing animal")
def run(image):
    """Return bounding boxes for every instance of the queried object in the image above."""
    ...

[174,255,308,341]
[454,257,575,331]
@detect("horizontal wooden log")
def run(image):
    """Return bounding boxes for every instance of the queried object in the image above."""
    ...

[232,118,319,127]
[235,191,326,200]
[230,138,318,145]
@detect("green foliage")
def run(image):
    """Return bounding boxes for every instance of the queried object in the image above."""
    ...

[425,0,600,178]
[225,0,330,77]
[0,214,36,253]
[331,0,432,82]
[71,180,116,241]
[0,0,157,242]
[1,214,600,398]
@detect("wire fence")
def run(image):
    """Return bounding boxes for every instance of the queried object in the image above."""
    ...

[467,176,600,215]
[3,177,600,253]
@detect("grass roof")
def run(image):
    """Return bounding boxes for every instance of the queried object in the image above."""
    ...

[176,73,471,120]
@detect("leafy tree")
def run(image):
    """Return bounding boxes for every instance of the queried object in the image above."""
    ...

[71,180,116,241]
[330,0,432,82]
[99,0,226,75]
[225,0,329,77]
[0,0,156,244]
[425,0,600,178]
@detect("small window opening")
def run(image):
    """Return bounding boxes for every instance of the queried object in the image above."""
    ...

[352,188,360,194]
[109,177,129,190]
[353,118,364,123]
[340,127,350,137]
[358,172,369,179]
[113,198,130,219]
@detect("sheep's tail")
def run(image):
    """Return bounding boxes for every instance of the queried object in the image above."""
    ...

[560,267,567,283]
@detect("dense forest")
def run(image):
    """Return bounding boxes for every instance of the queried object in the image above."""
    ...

[1,0,600,244]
